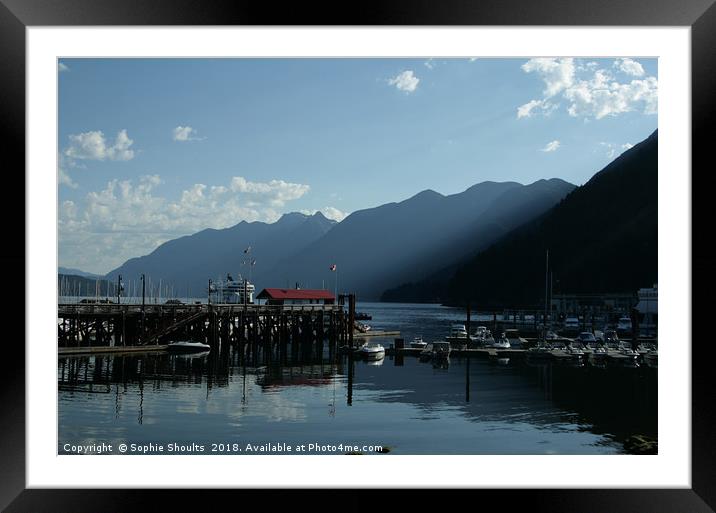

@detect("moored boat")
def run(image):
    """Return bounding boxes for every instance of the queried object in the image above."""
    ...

[167,340,211,353]
[410,336,427,349]
[358,342,385,360]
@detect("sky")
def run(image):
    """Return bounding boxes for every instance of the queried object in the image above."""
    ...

[58,57,658,274]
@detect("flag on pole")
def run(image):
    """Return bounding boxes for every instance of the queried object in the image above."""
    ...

[329,264,336,271]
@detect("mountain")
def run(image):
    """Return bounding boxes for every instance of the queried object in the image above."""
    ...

[390,130,657,308]
[58,267,102,279]
[105,212,336,296]
[267,178,575,300]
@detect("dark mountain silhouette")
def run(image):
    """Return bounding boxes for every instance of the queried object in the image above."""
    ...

[268,179,575,299]
[105,212,336,297]
[383,130,657,307]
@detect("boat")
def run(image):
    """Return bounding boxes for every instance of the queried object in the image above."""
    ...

[410,336,428,349]
[503,329,527,348]
[617,315,633,334]
[492,333,511,349]
[167,340,211,353]
[575,332,598,348]
[563,316,580,330]
[358,342,385,360]
[208,273,255,304]
[446,324,468,343]
[354,312,372,321]
[354,321,372,333]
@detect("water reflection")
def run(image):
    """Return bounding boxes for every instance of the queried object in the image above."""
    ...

[59,345,655,455]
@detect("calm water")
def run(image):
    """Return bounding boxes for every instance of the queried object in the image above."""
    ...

[58,302,657,455]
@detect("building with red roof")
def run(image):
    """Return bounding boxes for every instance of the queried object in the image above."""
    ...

[256,288,335,305]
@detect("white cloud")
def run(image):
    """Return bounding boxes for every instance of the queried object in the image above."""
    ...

[58,167,77,188]
[388,70,420,93]
[622,143,634,150]
[59,175,311,272]
[300,207,349,222]
[518,58,657,120]
[58,62,69,72]
[424,59,435,70]
[517,99,557,119]
[540,140,561,153]
[614,58,645,77]
[469,57,479,62]
[521,58,575,97]
[64,129,135,161]
[173,125,204,141]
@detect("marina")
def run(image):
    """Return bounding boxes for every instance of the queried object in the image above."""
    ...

[58,301,658,455]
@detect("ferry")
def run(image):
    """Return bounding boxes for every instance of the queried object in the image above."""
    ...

[208,273,255,304]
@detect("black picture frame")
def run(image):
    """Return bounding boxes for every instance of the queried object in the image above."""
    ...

[2,1,712,511]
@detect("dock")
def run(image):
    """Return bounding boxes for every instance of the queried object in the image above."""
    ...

[58,296,360,363]
[353,330,400,338]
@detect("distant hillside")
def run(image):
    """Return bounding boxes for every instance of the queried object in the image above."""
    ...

[268,179,575,300]
[387,130,657,308]
[105,212,336,296]
[58,267,102,279]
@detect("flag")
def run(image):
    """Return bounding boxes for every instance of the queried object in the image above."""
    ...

[329,264,336,271]
[227,273,234,282]
[251,259,256,266]
[243,246,251,254]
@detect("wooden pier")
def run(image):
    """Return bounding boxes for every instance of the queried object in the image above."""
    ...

[58,296,358,361]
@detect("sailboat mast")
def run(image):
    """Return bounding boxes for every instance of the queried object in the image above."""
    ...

[544,249,549,336]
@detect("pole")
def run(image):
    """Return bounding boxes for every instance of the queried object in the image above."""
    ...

[141,274,145,310]
[544,249,549,340]
[117,274,122,305]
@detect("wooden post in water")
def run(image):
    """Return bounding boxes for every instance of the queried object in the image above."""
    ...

[348,293,355,349]
[466,301,471,349]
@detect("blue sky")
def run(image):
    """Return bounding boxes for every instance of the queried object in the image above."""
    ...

[58,58,658,274]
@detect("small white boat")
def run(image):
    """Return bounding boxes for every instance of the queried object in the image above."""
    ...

[167,340,211,353]
[492,334,511,349]
[358,342,385,360]
[446,324,468,341]
[410,336,427,349]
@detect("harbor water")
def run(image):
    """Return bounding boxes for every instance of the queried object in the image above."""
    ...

[58,302,657,455]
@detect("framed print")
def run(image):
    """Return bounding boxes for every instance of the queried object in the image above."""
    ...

[2,0,713,511]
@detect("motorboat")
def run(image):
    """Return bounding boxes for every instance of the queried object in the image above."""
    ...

[503,329,527,348]
[617,316,633,334]
[410,336,428,349]
[167,340,211,353]
[354,312,372,321]
[575,332,598,347]
[354,321,372,333]
[446,324,468,342]
[358,342,385,360]
[492,333,511,349]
